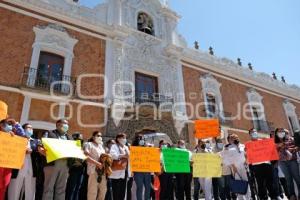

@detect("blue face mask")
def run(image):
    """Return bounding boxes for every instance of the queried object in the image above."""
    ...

[25,129,33,137]
[61,124,69,133]
[4,124,13,133]
[251,132,258,139]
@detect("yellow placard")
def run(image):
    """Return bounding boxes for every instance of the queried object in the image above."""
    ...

[129,146,161,173]
[192,153,222,178]
[42,138,86,163]
[0,101,8,121]
[0,132,27,169]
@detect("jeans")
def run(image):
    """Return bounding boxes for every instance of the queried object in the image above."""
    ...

[159,173,174,200]
[134,172,151,200]
[279,160,300,197]
[111,178,127,200]
[213,176,231,200]
[66,166,85,200]
[193,178,200,200]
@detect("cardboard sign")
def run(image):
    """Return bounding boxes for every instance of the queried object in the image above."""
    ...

[221,147,246,166]
[42,138,86,163]
[192,153,222,178]
[162,148,190,173]
[0,132,27,169]
[0,101,8,121]
[245,139,279,164]
[194,119,220,139]
[129,146,161,173]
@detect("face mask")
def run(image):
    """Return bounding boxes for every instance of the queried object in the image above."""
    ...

[139,140,145,146]
[161,144,168,148]
[179,145,186,149]
[234,140,239,145]
[95,136,103,144]
[277,132,285,139]
[205,143,211,149]
[25,129,33,137]
[200,144,206,149]
[4,124,13,133]
[61,124,69,133]
[217,143,224,149]
[119,138,127,145]
[251,132,258,139]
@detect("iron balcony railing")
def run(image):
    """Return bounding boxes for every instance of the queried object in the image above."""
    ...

[21,67,76,95]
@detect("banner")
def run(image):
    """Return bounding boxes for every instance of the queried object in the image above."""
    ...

[245,139,279,164]
[42,138,86,163]
[0,101,8,121]
[194,119,220,139]
[0,132,27,169]
[129,146,161,173]
[162,148,190,173]
[192,153,222,178]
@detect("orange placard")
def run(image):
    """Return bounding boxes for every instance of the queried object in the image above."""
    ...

[245,138,279,164]
[0,132,27,169]
[194,119,220,139]
[0,101,8,121]
[129,146,161,173]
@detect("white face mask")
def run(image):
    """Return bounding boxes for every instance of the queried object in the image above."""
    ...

[95,136,103,144]
[119,138,127,145]
[205,143,211,149]
[217,143,224,149]
[139,140,145,146]
[277,132,286,139]
[161,144,168,148]
[179,145,186,149]
[251,132,259,139]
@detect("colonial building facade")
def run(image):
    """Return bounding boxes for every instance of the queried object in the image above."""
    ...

[0,0,300,145]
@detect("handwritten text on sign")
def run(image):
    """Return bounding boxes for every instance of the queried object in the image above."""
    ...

[162,148,190,173]
[194,119,220,139]
[245,138,279,164]
[193,153,222,178]
[0,132,27,169]
[129,146,161,173]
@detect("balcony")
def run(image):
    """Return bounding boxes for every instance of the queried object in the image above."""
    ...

[21,67,76,95]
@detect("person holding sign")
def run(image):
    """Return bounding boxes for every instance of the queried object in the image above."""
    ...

[84,131,108,200]
[8,123,40,200]
[275,128,300,200]
[193,139,213,200]
[246,129,279,200]
[109,133,129,200]
[175,140,192,200]
[132,134,152,200]
[0,118,26,200]
[39,119,73,200]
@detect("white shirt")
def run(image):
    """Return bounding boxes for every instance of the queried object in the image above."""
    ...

[109,144,129,179]
[84,142,105,175]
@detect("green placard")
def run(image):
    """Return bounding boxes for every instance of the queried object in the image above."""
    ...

[162,148,191,173]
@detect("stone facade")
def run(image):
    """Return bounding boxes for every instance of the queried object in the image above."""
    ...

[0,0,299,144]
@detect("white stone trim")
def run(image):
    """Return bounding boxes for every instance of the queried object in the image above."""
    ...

[200,74,225,119]
[283,100,300,132]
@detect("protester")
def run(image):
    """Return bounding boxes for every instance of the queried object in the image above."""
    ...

[109,133,129,200]
[227,133,251,200]
[194,139,213,200]
[275,128,300,200]
[8,123,39,200]
[0,118,26,200]
[212,137,232,200]
[84,131,109,200]
[39,119,72,200]
[159,140,174,200]
[247,128,279,200]
[132,134,152,200]
[105,139,116,200]
[66,132,86,200]
[175,140,192,200]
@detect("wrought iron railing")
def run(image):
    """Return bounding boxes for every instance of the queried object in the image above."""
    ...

[21,67,76,95]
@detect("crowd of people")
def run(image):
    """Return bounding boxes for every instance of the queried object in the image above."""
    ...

[0,117,300,200]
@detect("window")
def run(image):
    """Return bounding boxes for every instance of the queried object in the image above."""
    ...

[283,100,300,134]
[135,72,158,103]
[252,107,263,131]
[35,52,64,90]
[206,93,217,118]
[137,12,154,36]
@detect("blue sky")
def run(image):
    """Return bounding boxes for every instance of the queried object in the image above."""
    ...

[80,0,300,86]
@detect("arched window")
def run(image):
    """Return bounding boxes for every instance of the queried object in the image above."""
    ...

[137,12,155,36]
